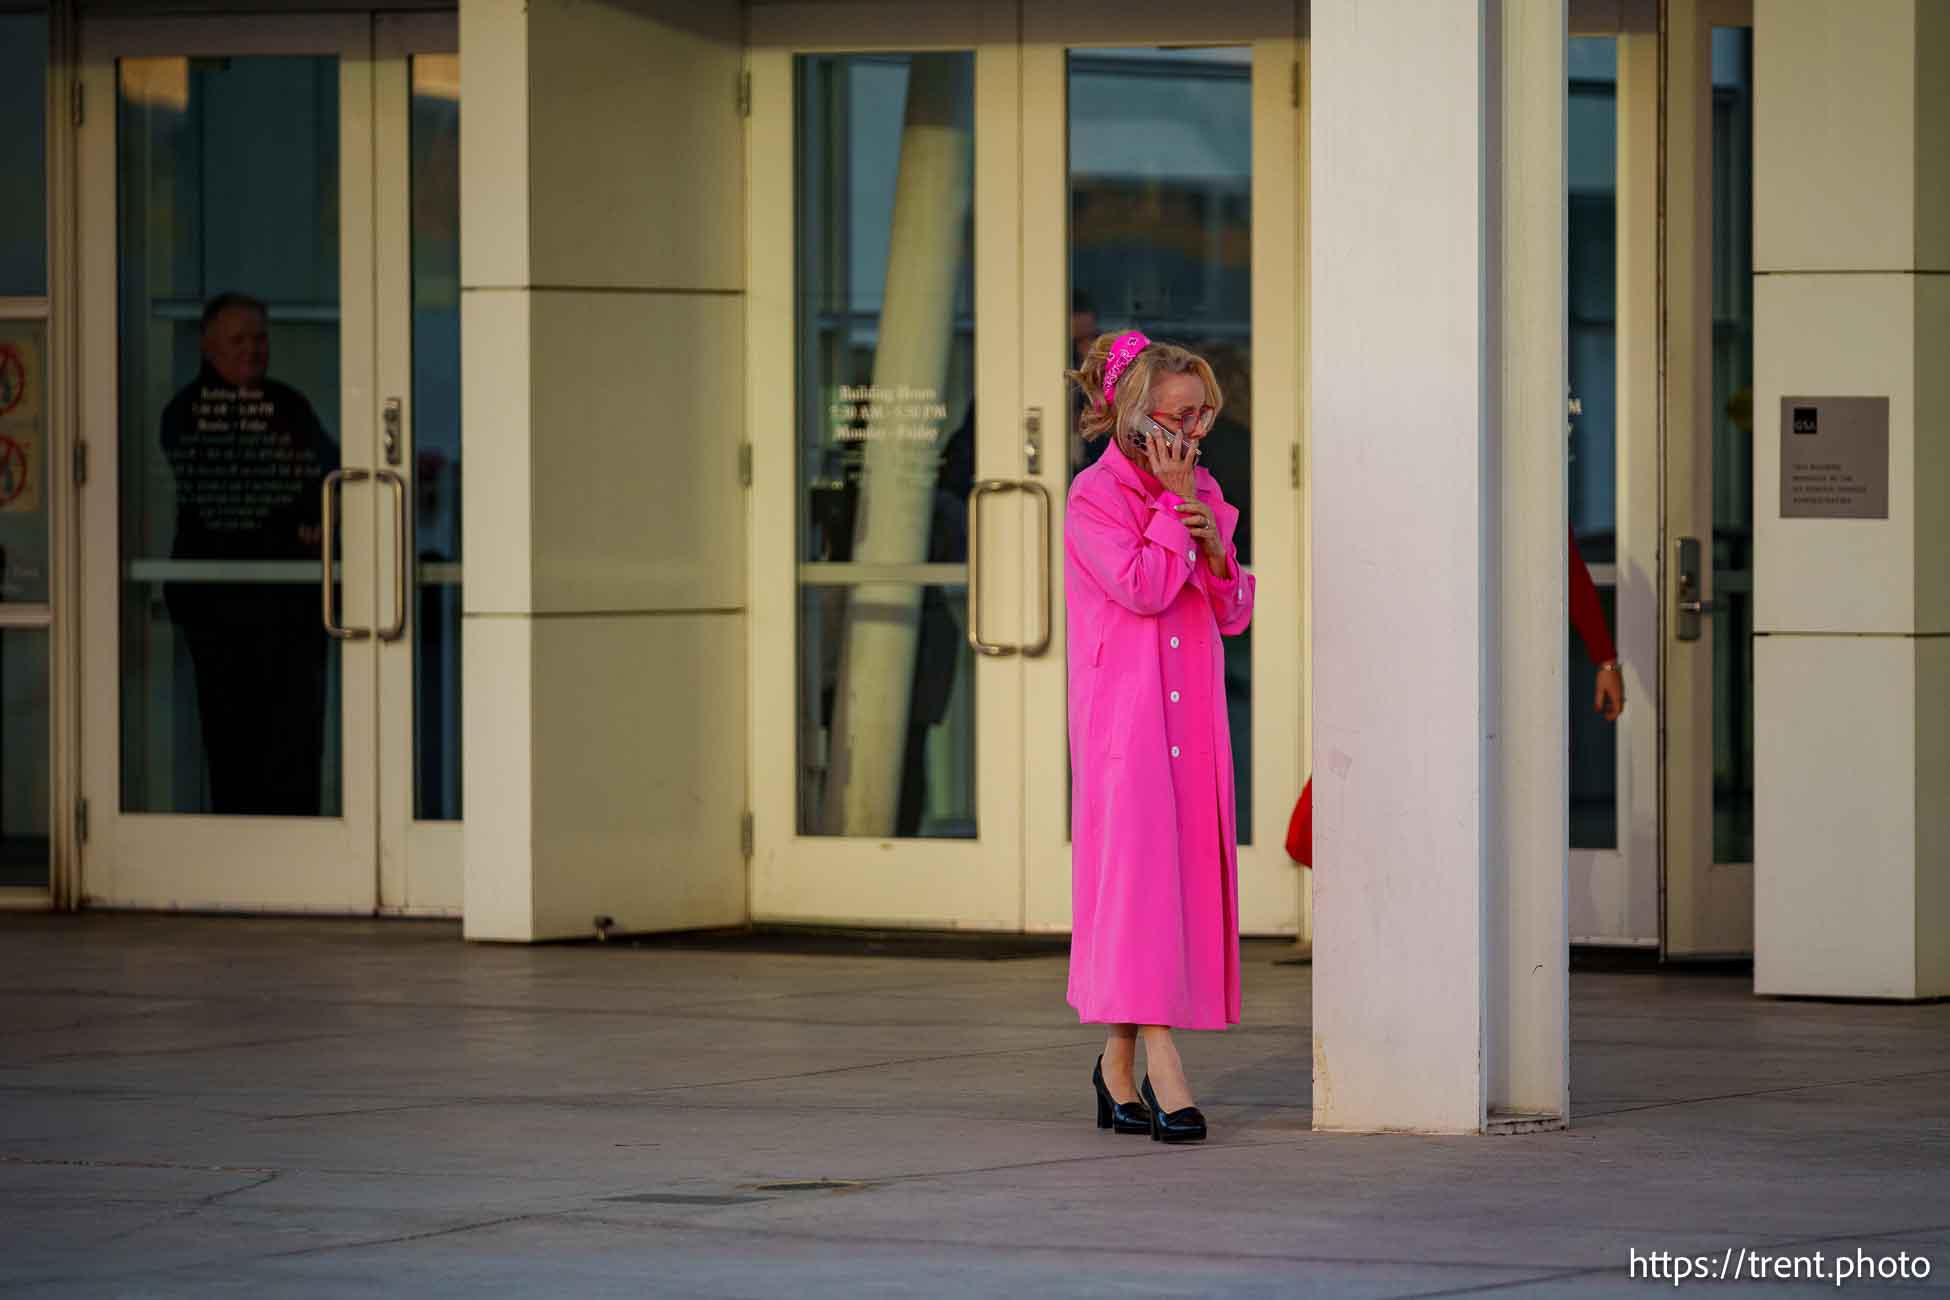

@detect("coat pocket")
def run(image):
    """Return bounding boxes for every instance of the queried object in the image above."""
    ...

[1081,625,1129,760]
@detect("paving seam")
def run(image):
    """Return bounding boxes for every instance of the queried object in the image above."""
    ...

[0,1154,557,1184]
[87,1170,283,1250]
[1386,1265,1609,1299]
[550,1212,1630,1275]
[1389,1217,1950,1299]
[0,1212,552,1294]
[0,980,1067,1024]
[1573,1064,1950,1119]
[25,1030,387,1065]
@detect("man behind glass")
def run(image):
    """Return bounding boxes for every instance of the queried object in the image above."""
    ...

[160,293,339,815]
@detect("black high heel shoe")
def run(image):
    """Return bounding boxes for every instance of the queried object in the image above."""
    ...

[1093,1055,1153,1134]
[1140,1075,1208,1143]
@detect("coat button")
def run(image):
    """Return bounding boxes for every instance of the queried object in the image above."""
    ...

[1187,548,1196,562]
[1170,746,1181,758]
[1169,636,1180,648]
[1169,690,1180,703]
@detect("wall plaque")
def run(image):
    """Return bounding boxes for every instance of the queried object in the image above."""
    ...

[1780,396,1889,520]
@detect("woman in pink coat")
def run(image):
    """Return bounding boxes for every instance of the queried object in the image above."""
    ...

[1064,330,1255,1144]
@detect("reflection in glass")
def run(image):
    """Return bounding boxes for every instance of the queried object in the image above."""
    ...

[0,13,49,297]
[795,53,977,838]
[0,321,51,604]
[1070,47,1253,840]
[411,55,462,822]
[0,629,50,887]
[1567,36,1619,851]
[1710,27,1754,864]
[117,57,343,816]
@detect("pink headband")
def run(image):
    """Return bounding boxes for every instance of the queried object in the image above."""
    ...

[1100,330,1150,407]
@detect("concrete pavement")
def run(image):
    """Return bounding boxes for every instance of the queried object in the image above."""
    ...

[1,913,1946,1297]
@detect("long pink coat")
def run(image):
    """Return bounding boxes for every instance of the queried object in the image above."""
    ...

[1065,445,1255,1030]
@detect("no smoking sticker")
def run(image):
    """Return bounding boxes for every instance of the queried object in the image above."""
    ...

[0,437,25,508]
[0,331,41,514]
[0,344,26,420]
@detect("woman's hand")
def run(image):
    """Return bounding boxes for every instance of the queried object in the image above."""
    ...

[1175,499,1226,563]
[1595,663,1625,721]
[1142,423,1199,501]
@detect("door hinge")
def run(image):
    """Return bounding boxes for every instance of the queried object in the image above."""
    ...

[75,797,89,844]
[1291,62,1301,110]
[1289,442,1300,490]
[737,69,752,118]
[73,440,88,487]
[737,441,753,488]
[72,81,84,127]
[739,810,754,859]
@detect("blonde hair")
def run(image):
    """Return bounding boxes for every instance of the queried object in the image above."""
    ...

[1066,333,1223,443]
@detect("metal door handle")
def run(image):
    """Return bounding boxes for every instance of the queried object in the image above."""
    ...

[966,479,1054,658]
[1674,536,1719,642]
[967,479,1017,658]
[375,470,407,641]
[321,468,372,641]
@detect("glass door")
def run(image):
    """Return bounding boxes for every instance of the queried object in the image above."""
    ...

[1661,6,1755,958]
[748,4,1305,935]
[77,16,455,913]
[374,15,462,915]
[748,21,1031,928]
[1566,31,1662,948]
[78,17,378,910]
[1017,10,1306,937]
[0,10,56,897]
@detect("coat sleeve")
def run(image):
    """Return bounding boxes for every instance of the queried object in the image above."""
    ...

[1197,478,1255,635]
[1202,551,1255,636]
[1568,528,1616,665]
[1067,480,1198,617]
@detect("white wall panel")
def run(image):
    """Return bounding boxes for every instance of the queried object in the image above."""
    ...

[460,288,536,614]
[462,615,538,940]
[1915,637,1950,998]
[1753,0,1919,273]
[459,0,531,288]
[529,291,746,614]
[1754,635,1919,998]
[1752,274,1921,636]
[530,613,748,939]
[527,0,744,290]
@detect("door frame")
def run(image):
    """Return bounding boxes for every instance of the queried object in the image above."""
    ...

[746,11,1030,929]
[1661,0,1754,958]
[1016,11,1305,937]
[1567,0,1753,956]
[745,0,1308,935]
[374,11,462,916]
[77,14,382,912]
[1567,9,1661,948]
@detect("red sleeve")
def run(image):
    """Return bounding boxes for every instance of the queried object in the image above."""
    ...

[1568,528,1617,666]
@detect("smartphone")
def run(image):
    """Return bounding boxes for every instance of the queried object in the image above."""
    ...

[1129,411,1178,454]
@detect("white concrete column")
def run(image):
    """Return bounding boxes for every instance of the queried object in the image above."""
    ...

[459,0,749,941]
[1311,0,1568,1134]
[1753,0,1950,998]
